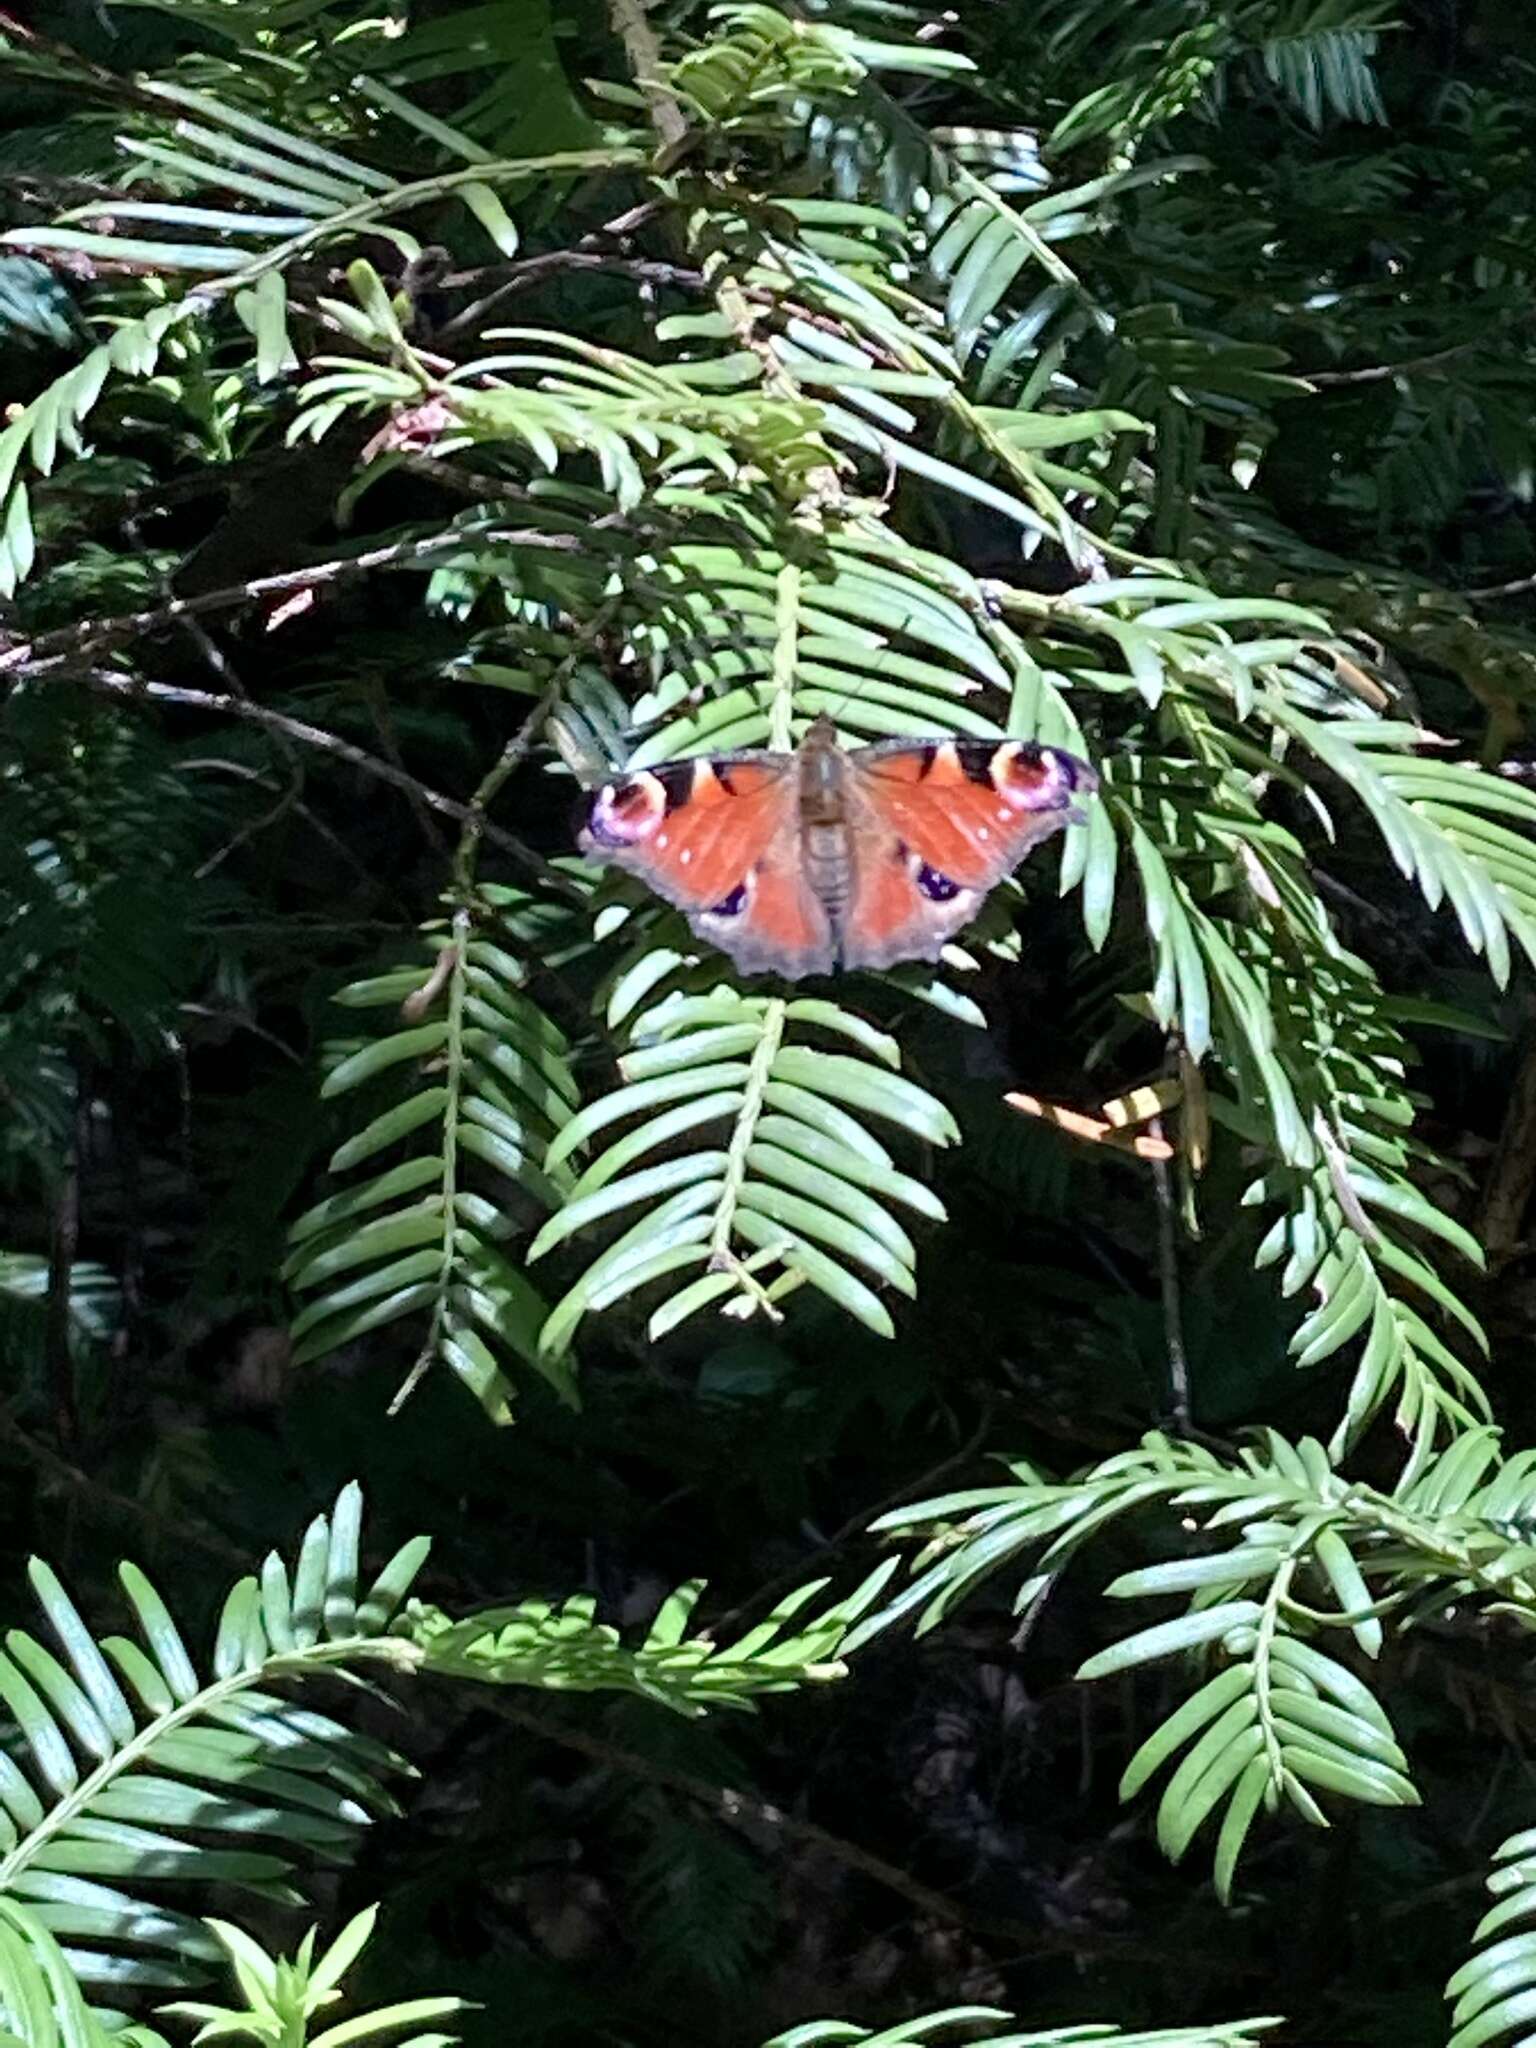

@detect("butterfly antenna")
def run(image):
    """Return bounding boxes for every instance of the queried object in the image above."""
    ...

[814,598,930,735]
[824,681,859,731]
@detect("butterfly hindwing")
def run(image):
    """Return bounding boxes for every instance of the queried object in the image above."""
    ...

[852,737,1096,891]
[696,847,836,978]
[837,826,976,971]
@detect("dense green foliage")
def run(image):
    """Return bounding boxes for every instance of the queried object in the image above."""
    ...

[1,0,1535,2043]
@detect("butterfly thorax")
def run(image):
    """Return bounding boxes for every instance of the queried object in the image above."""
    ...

[793,719,855,915]
[796,717,847,827]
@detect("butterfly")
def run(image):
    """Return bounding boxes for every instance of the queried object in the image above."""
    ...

[578,714,1097,980]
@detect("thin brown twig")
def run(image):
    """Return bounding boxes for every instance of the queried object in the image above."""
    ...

[80,669,574,890]
[177,757,376,885]
[155,600,305,892]
[1302,304,1536,390]
[0,1409,252,1569]
[445,252,701,292]
[433,212,678,342]
[388,606,622,1415]
[439,255,860,357]
[123,504,315,881]
[360,674,451,859]
[195,764,308,880]
[606,0,689,151]
[0,13,177,118]
[392,454,529,502]
[453,672,583,893]
[1466,571,1536,601]
[1149,1123,1191,1433]
[442,249,703,295]
[44,1079,84,1447]
[491,1699,1174,1964]
[1302,335,1503,387]
[710,1400,996,1637]
[0,527,587,678]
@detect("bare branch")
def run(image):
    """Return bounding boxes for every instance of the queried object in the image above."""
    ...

[1303,340,1485,387]
[433,205,689,341]
[493,1698,1178,1966]
[1150,1134,1191,1433]
[607,0,689,151]
[1303,310,1536,389]
[1467,571,1536,601]
[0,1407,252,1568]
[0,526,587,679]
[79,669,576,891]
[44,1078,83,1447]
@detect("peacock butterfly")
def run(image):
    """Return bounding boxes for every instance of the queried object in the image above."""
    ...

[577,714,1097,981]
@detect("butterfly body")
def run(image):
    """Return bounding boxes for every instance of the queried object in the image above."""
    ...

[580,714,1096,981]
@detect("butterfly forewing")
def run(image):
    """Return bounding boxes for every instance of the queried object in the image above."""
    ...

[581,753,792,909]
[580,749,836,977]
[851,737,1096,894]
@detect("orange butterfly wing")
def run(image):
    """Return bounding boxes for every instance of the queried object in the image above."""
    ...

[836,737,1096,971]
[579,753,835,977]
[581,732,1096,980]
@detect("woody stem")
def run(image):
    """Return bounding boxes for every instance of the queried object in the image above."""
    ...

[709,1000,787,1283]
[770,565,800,750]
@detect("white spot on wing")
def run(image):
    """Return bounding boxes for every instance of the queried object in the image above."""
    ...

[680,848,692,865]
[657,832,670,848]
[978,825,990,841]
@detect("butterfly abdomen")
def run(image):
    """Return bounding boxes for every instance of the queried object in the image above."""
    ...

[804,821,854,913]
[578,724,1098,983]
